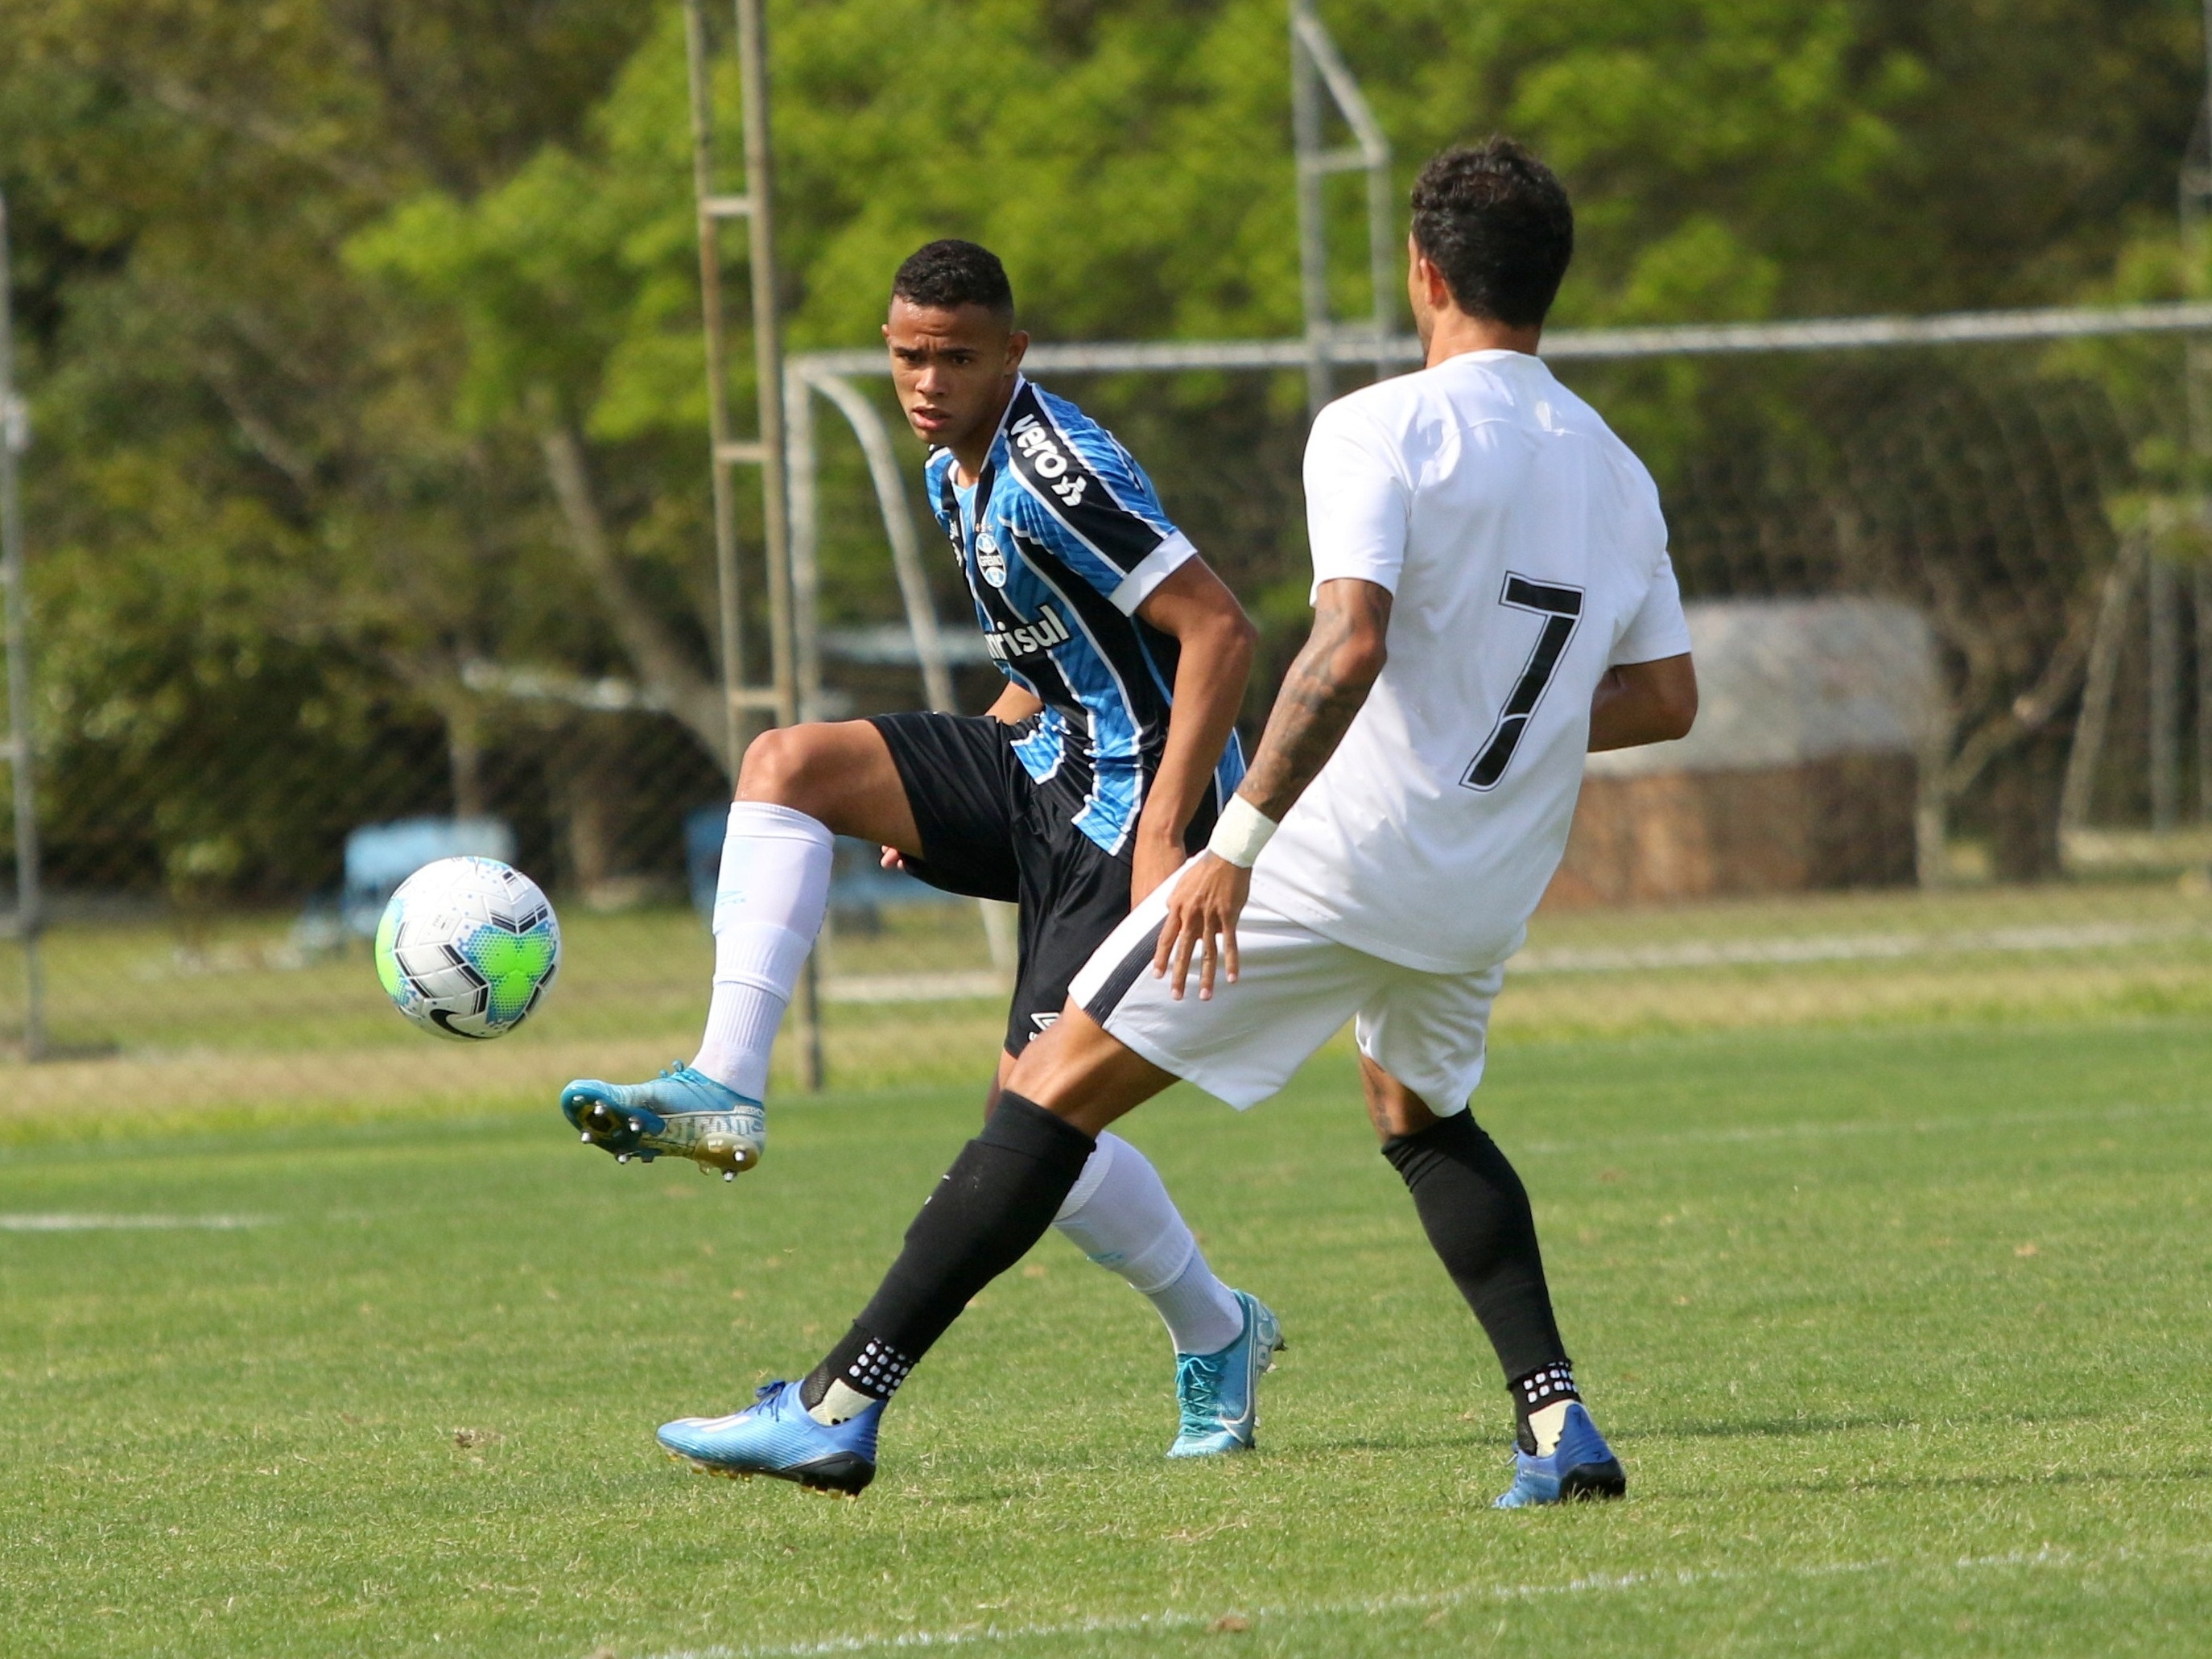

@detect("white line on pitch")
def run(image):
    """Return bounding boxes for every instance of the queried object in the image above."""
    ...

[1509,920,2208,975]
[1511,1095,2212,1159]
[816,923,2208,1003]
[648,1541,2197,1658]
[822,972,1010,1005]
[0,1213,270,1232]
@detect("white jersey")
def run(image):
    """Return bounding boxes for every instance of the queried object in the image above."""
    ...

[1256,349,1690,975]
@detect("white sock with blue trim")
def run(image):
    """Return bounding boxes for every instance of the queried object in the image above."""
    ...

[1052,1131,1244,1355]
[690,802,833,1100]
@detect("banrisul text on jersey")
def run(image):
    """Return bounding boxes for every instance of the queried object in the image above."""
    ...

[926,378,1245,855]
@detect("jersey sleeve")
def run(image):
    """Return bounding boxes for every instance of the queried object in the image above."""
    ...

[1610,555,1694,665]
[1303,402,1411,599]
[1004,401,1195,614]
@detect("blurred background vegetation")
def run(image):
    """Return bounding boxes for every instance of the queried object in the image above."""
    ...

[0,0,2206,905]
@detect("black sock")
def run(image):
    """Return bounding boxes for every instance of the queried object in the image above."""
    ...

[1380,1111,1570,1440]
[801,1092,1095,1412]
[1508,1360,1581,1453]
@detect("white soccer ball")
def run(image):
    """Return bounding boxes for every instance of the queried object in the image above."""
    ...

[373,856,561,1040]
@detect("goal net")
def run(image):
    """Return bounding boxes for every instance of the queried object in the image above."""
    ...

[0,312,2202,1111]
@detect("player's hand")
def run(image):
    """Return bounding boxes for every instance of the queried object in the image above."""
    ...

[1153,852,1250,1001]
[880,845,907,873]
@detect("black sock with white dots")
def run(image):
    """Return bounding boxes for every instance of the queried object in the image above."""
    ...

[1509,1359,1580,1454]
[801,1332,917,1418]
[797,1092,1096,1424]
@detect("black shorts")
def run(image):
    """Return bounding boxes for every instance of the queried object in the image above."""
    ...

[870,711,1219,1059]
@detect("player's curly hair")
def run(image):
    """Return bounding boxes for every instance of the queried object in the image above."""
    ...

[892,239,1016,323]
[1409,138,1574,328]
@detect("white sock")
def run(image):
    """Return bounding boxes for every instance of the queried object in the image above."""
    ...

[1052,1131,1244,1356]
[690,802,833,1100]
[1529,1398,1574,1455]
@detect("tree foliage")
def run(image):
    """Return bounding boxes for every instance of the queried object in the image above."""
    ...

[0,0,2204,893]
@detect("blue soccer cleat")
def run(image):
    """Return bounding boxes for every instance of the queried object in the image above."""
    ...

[658,1379,879,1496]
[1493,1401,1628,1508]
[560,1063,765,1180]
[1167,1290,1284,1459]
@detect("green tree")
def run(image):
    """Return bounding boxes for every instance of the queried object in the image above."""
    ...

[4,0,2206,897]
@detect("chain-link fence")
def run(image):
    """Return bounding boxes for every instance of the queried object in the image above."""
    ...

[4,324,2209,1132]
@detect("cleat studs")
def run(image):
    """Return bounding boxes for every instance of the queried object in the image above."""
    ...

[617,1153,629,1164]
[629,1119,642,1132]
[580,1132,591,1142]
[724,1170,735,1182]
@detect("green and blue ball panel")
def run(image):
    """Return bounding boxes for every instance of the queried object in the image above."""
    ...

[373,856,561,1041]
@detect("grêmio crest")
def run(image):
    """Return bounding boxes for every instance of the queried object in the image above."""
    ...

[975,526,1009,588]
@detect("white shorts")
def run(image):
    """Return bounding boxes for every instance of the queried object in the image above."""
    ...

[1067,869,1505,1113]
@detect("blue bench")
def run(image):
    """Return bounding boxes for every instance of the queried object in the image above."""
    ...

[683,806,964,929]
[341,817,517,938]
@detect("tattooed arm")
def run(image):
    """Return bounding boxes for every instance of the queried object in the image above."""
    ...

[1152,578,1393,998]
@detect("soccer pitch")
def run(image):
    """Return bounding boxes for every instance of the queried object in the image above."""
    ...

[5,900,2212,1654]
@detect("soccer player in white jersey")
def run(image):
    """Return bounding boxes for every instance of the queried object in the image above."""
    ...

[658,139,1698,1507]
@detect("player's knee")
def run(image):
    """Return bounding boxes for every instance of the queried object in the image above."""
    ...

[1361,1068,1445,1140]
[1366,1098,1424,1141]
[736,726,830,811]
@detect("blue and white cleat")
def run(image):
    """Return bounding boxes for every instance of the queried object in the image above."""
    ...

[1493,1401,1627,1508]
[659,1380,879,1496]
[1167,1290,1284,1459]
[560,1063,765,1180]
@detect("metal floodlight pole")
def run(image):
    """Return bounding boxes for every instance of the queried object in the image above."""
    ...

[1290,0,1395,421]
[734,0,798,741]
[683,0,819,1088]
[2185,0,2212,821]
[682,0,749,778]
[733,0,818,1091]
[1290,0,1330,420]
[783,357,823,723]
[0,190,45,1062]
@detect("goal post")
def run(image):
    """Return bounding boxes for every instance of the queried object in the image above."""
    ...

[790,298,2212,891]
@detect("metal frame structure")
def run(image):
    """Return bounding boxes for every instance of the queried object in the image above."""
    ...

[682,0,820,1086]
[2159,0,2212,831]
[789,295,2212,727]
[668,0,2212,1071]
[1291,0,1395,418]
[0,190,43,1060]
[787,298,2212,893]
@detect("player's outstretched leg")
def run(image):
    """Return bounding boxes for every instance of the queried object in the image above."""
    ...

[1049,1129,1278,1455]
[562,799,831,1178]
[656,1092,1096,1495]
[1379,1105,1625,1507]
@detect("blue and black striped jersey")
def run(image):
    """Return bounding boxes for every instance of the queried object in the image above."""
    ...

[925,378,1246,855]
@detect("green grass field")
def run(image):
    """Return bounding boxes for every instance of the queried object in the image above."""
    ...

[5,904,2212,1656]
[8,877,2212,1144]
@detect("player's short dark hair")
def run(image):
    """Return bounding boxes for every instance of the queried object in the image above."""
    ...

[1409,138,1574,328]
[891,239,1015,324]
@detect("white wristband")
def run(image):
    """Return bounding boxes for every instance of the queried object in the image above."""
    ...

[1207,794,1278,869]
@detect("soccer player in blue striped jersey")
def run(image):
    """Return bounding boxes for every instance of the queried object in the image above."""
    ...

[924,373,1247,856]
[566,241,1284,1468]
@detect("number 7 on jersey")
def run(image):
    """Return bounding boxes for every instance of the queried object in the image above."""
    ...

[1461,573,1584,791]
